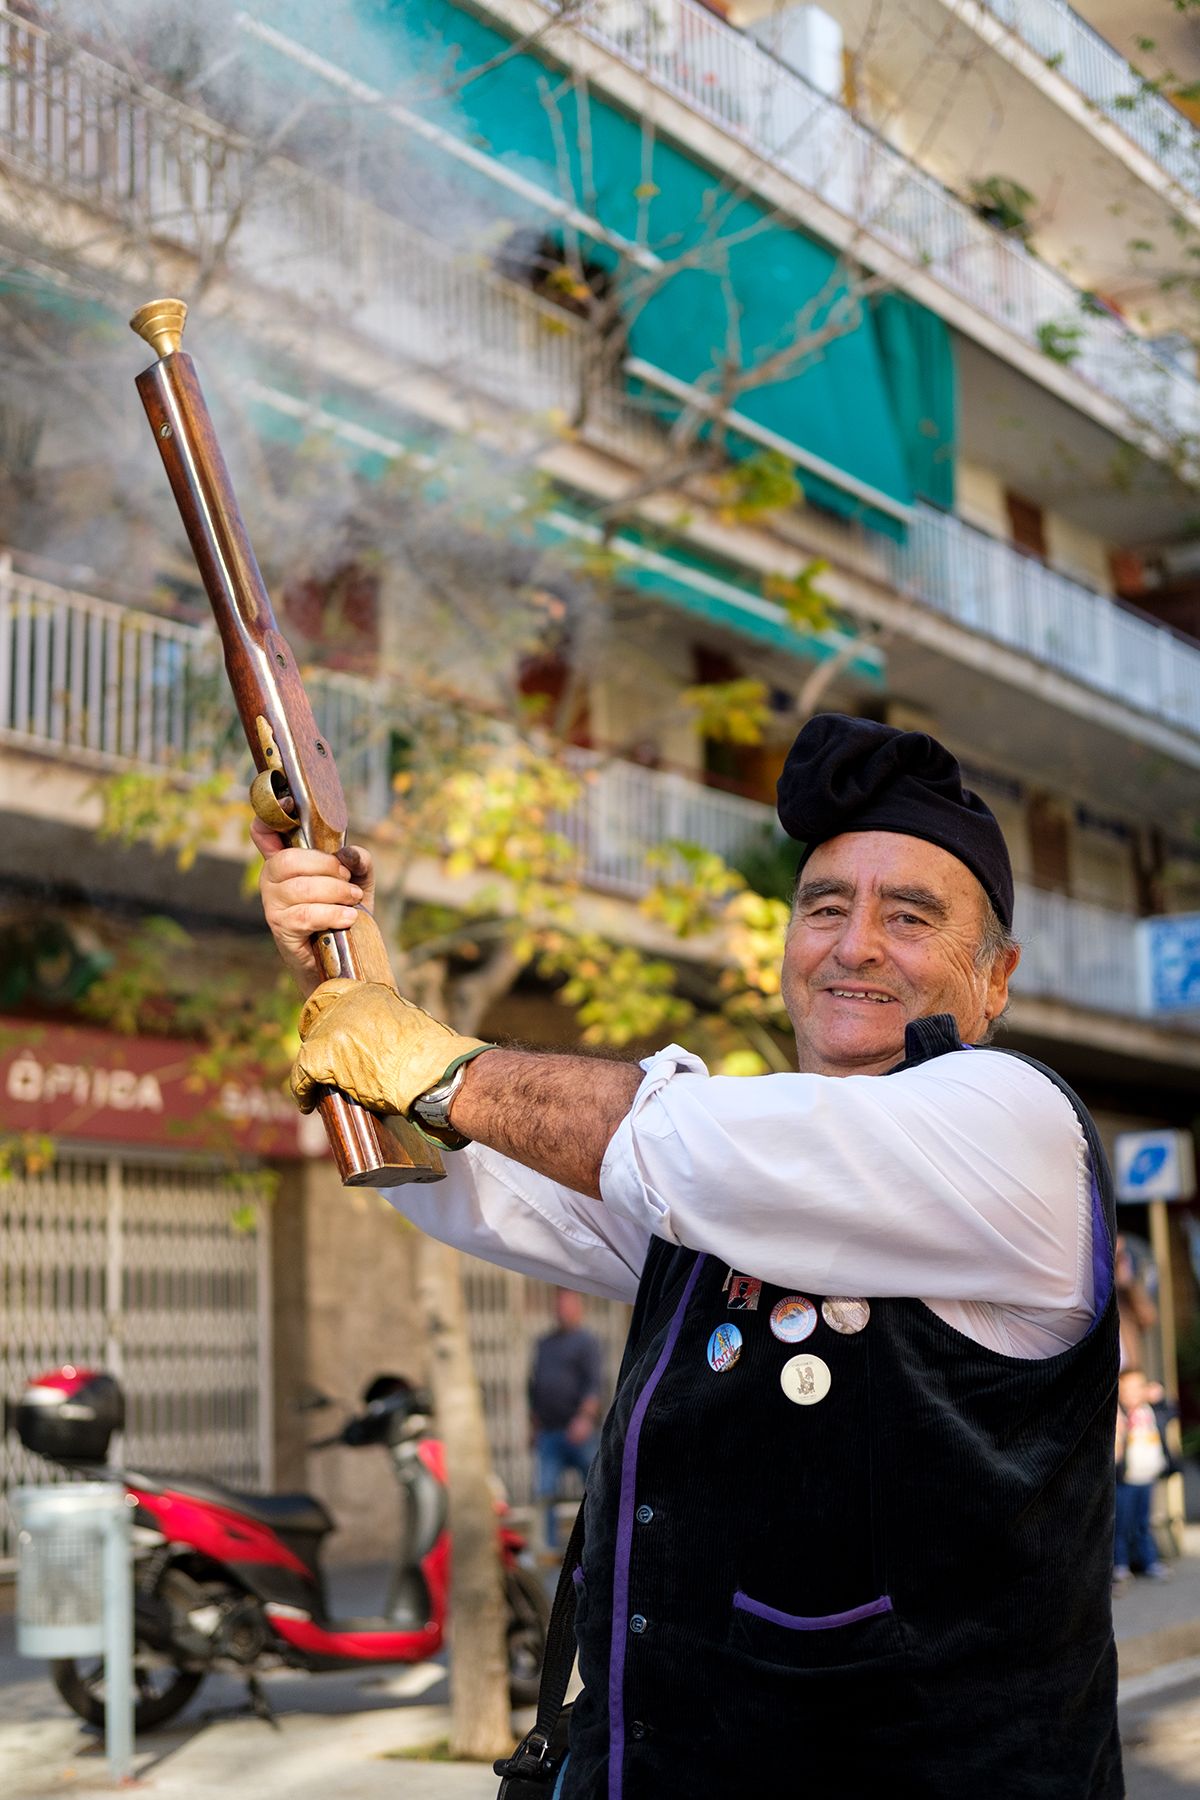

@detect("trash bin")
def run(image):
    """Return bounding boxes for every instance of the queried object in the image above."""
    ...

[13,1482,129,1659]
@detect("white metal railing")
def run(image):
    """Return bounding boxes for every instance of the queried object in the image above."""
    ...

[576,0,1200,453]
[981,0,1200,199]
[558,753,771,895]
[0,560,384,814]
[0,8,1198,470]
[885,506,1200,735]
[1010,881,1142,1016]
[0,558,219,771]
[0,560,1188,1028]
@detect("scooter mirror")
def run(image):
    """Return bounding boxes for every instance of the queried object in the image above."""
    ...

[295,1388,335,1414]
[361,1373,415,1405]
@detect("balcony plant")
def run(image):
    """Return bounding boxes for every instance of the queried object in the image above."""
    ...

[968,176,1036,243]
[1036,319,1085,365]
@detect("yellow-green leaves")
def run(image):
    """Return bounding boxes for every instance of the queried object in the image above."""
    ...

[681,678,771,745]
[763,560,835,633]
[715,449,801,521]
[539,933,692,1046]
[97,770,244,871]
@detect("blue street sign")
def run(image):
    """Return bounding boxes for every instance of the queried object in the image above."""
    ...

[1136,913,1200,1015]
[1113,1129,1197,1203]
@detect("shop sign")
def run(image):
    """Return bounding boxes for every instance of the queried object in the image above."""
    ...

[0,1017,323,1159]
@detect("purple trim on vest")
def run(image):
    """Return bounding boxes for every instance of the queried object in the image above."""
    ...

[733,1589,894,1631]
[1089,1168,1113,1326]
[607,1254,706,1800]
[572,1564,584,1592]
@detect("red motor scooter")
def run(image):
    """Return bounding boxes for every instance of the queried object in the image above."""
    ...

[11,1367,549,1732]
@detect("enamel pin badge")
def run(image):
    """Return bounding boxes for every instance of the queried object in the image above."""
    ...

[769,1295,817,1344]
[727,1275,762,1312]
[707,1324,743,1373]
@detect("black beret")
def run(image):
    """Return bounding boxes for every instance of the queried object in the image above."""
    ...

[776,714,1014,929]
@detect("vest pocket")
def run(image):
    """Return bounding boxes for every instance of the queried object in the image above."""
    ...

[727,1588,908,1672]
[733,1590,893,1630]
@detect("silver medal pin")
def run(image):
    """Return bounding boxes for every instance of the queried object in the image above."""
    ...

[822,1297,870,1335]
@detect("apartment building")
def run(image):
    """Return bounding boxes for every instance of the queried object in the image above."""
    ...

[1,0,1199,1554]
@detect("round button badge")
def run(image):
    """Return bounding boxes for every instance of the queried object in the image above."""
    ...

[707,1323,743,1373]
[780,1353,831,1406]
[769,1295,817,1344]
[821,1297,871,1335]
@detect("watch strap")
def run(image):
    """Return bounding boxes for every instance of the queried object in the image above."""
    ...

[411,1043,498,1149]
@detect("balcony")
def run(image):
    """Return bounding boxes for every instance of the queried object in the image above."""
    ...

[2,17,1200,755]
[885,506,1200,737]
[978,0,1200,199]
[564,0,1200,456]
[0,6,1198,482]
[0,560,1192,1034]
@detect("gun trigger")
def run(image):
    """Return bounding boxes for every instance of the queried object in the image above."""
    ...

[251,715,299,830]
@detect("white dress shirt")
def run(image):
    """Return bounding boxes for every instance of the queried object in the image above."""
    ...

[386,1044,1095,1360]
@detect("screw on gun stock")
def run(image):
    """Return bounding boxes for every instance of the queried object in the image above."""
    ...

[158,423,172,439]
[315,741,327,756]
[275,652,287,668]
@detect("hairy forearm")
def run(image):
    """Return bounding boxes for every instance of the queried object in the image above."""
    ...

[450,1048,643,1199]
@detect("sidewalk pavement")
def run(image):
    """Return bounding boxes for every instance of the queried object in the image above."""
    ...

[2,1701,506,1799]
[3,1535,1200,1798]
[1114,1524,1200,1678]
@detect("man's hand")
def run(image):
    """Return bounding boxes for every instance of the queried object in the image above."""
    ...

[292,978,492,1118]
[251,817,373,996]
[566,1409,597,1447]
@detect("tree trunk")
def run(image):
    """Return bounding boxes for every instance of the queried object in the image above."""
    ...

[415,1231,514,1761]
[410,951,522,1762]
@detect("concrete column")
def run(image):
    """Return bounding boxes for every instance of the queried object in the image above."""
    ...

[271,1158,423,1562]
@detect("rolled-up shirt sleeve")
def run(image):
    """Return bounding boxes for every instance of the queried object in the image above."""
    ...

[599,1044,1091,1313]
[384,1142,647,1303]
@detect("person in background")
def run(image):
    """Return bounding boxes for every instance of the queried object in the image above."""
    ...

[1114,1365,1170,1587]
[1114,1234,1157,1371]
[529,1288,603,1552]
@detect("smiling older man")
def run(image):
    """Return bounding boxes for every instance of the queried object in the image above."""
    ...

[257,713,1122,1799]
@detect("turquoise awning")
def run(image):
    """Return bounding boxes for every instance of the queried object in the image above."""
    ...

[534,504,885,683]
[246,378,885,679]
[5,268,882,677]
[871,294,957,511]
[250,1,957,538]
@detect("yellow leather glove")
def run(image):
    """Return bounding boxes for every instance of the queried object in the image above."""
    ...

[291,979,493,1119]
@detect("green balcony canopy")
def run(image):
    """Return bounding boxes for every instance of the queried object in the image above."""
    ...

[253,0,957,536]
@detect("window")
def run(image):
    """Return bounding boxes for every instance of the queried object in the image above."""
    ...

[1005,491,1047,562]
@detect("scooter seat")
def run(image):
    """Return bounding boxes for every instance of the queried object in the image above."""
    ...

[138,1473,333,1537]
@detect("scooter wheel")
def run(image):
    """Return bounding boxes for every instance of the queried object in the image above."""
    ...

[51,1658,205,1733]
[504,1564,551,1708]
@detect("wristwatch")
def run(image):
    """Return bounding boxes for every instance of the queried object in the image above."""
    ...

[412,1062,471,1143]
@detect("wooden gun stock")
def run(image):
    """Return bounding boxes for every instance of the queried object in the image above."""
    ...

[130,299,442,1188]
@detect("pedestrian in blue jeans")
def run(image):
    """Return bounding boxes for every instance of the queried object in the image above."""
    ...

[1114,1366,1170,1585]
[529,1289,602,1551]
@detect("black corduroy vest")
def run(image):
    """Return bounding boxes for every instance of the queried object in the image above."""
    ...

[564,1016,1122,1800]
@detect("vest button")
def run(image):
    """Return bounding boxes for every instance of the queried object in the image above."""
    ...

[629,1613,648,1634]
[630,1720,647,1741]
[635,1504,654,1525]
